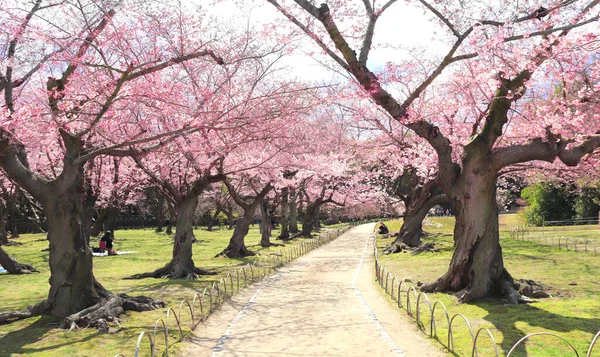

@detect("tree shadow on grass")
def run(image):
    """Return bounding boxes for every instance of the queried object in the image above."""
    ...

[0,315,100,356]
[473,300,600,356]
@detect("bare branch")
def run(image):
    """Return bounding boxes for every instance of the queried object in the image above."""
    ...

[266,0,350,71]
[418,0,460,38]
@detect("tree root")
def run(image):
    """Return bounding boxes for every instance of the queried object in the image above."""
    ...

[420,270,523,304]
[383,242,438,255]
[125,263,215,280]
[1,240,24,246]
[0,300,48,325]
[62,294,166,332]
[214,248,257,258]
[260,242,285,248]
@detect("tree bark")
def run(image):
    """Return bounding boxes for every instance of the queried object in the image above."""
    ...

[384,194,448,253]
[301,199,320,237]
[0,245,37,274]
[165,205,175,235]
[218,181,272,258]
[421,170,520,303]
[0,202,8,245]
[259,199,280,247]
[289,188,299,234]
[206,208,222,231]
[220,214,255,258]
[314,205,321,229]
[102,206,120,234]
[225,206,235,229]
[155,192,165,233]
[6,198,19,238]
[277,187,290,240]
[90,209,107,237]
[127,181,217,279]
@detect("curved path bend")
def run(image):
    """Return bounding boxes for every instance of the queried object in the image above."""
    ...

[184,223,444,357]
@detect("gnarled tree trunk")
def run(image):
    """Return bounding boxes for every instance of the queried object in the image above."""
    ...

[6,198,19,238]
[383,194,448,253]
[127,179,218,279]
[289,188,299,234]
[0,245,37,274]
[155,192,165,233]
[218,181,272,258]
[300,200,319,237]
[221,214,254,257]
[165,204,175,235]
[90,208,107,237]
[102,206,120,235]
[421,169,519,304]
[277,187,290,240]
[0,202,8,245]
[206,208,222,231]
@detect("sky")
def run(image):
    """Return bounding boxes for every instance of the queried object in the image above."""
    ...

[206,0,449,82]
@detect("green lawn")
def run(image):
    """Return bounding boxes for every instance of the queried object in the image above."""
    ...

[0,225,339,357]
[377,215,600,357]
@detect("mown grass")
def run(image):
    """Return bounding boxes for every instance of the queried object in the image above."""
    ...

[0,225,331,357]
[379,215,600,357]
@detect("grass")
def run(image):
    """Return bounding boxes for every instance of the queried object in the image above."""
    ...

[378,215,600,357]
[0,225,335,357]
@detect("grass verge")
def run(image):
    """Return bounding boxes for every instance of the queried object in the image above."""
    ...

[377,215,600,357]
[0,225,339,357]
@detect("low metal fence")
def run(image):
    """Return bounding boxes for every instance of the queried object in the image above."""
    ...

[372,226,600,356]
[509,225,598,255]
[116,226,351,357]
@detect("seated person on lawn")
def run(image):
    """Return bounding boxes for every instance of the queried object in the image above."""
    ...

[100,231,117,255]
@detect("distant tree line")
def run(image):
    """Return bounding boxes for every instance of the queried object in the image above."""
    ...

[521,182,600,226]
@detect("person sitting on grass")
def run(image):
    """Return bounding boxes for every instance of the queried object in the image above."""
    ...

[100,231,117,255]
[378,222,389,235]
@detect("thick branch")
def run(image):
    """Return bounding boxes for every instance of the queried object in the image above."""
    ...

[126,50,224,81]
[491,135,600,169]
[0,130,46,200]
[266,0,349,71]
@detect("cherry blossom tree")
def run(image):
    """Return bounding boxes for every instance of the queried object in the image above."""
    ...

[219,175,274,257]
[268,0,600,302]
[0,0,229,327]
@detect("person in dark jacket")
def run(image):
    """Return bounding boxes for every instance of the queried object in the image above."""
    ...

[100,231,116,255]
[378,222,389,235]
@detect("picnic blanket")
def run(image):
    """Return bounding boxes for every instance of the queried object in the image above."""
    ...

[92,251,136,257]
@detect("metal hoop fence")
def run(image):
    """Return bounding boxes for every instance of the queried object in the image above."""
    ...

[372,225,600,356]
[508,225,598,255]
[116,225,353,357]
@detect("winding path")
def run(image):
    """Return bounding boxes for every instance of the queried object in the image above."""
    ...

[184,224,444,357]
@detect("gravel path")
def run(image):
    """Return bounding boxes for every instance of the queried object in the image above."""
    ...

[183,224,444,357]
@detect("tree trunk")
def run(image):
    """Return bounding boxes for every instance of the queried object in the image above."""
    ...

[220,214,255,258]
[383,195,447,253]
[127,195,212,279]
[0,202,8,245]
[225,207,235,229]
[277,187,290,240]
[6,199,19,238]
[421,172,520,303]
[103,206,120,234]
[155,193,165,233]
[301,200,320,237]
[207,208,222,231]
[90,209,107,237]
[0,245,37,274]
[44,193,99,316]
[260,200,272,247]
[289,188,299,234]
[314,205,321,229]
[165,207,175,235]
